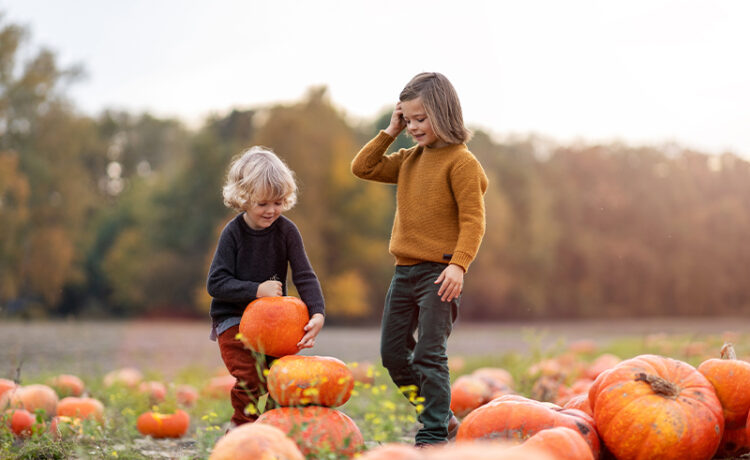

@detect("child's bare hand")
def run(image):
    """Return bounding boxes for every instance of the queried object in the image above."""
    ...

[297,313,325,349]
[435,264,464,302]
[384,102,406,138]
[256,280,282,297]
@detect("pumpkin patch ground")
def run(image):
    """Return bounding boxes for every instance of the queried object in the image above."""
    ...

[2,320,750,459]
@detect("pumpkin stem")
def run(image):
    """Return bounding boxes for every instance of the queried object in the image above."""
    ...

[720,342,737,360]
[634,372,680,398]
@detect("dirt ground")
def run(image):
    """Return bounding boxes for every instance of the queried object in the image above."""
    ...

[2,317,750,379]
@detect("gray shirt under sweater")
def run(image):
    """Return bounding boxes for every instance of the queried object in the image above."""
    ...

[207,214,325,340]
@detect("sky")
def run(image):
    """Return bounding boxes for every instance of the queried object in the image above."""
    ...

[3,0,750,158]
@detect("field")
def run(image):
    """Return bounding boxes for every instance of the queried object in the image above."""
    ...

[2,318,750,459]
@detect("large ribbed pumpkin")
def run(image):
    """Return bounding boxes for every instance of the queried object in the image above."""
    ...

[267,355,354,407]
[209,422,303,460]
[257,406,363,457]
[589,354,723,460]
[456,394,600,459]
[697,343,750,428]
[239,296,309,357]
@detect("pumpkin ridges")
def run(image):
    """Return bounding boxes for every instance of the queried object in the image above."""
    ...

[590,354,723,460]
[698,343,750,429]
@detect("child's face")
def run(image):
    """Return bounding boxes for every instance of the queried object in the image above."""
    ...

[400,97,448,149]
[244,197,284,230]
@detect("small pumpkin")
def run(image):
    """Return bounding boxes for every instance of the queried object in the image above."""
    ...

[268,355,354,407]
[136,409,190,438]
[239,296,309,357]
[714,426,750,459]
[697,342,750,428]
[562,393,593,418]
[520,426,595,460]
[583,353,621,380]
[347,361,376,385]
[176,384,199,407]
[56,397,104,422]
[4,408,35,437]
[137,380,167,403]
[357,443,423,460]
[257,406,363,457]
[209,422,303,460]
[0,379,16,399]
[103,367,143,388]
[48,374,85,397]
[203,375,236,398]
[449,375,492,418]
[471,367,514,393]
[7,384,59,417]
[589,354,723,460]
[456,394,600,459]
[424,441,556,460]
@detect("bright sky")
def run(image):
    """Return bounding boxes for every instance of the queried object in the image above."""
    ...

[4,0,750,157]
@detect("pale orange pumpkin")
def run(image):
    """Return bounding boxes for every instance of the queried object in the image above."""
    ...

[137,380,167,403]
[583,353,621,380]
[449,375,492,417]
[239,296,309,357]
[103,367,143,388]
[347,361,376,385]
[267,355,354,407]
[209,422,303,460]
[48,374,85,397]
[56,397,104,422]
[7,384,59,417]
[697,343,750,428]
[0,379,17,399]
[202,375,236,399]
[357,443,423,460]
[471,367,515,393]
[136,409,190,438]
[176,384,199,407]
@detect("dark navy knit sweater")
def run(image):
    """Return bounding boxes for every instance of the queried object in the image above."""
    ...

[207,214,325,328]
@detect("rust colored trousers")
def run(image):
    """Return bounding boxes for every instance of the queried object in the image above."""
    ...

[217,325,276,426]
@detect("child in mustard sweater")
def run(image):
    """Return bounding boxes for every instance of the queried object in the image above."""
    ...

[351,72,488,446]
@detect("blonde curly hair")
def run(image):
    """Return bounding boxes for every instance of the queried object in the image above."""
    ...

[222,146,297,212]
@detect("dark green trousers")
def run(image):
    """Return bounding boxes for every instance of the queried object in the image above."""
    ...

[380,262,459,445]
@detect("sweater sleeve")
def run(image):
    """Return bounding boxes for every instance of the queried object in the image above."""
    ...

[449,157,489,271]
[286,223,326,317]
[206,225,260,302]
[351,130,406,184]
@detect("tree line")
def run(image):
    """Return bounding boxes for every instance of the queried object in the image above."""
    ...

[2,16,749,322]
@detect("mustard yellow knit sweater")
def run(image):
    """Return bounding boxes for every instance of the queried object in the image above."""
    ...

[351,131,488,272]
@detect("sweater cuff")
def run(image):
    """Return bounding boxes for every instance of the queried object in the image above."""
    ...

[307,304,325,317]
[449,251,475,273]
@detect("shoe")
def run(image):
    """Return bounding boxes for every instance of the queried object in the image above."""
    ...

[447,415,460,440]
[415,442,432,449]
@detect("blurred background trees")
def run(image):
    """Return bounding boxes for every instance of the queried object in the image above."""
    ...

[2,15,749,322]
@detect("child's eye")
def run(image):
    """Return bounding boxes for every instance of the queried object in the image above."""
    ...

[417,118,426,123]
[274,201,283,206]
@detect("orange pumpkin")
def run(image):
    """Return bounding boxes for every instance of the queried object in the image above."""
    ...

[589,354,723,460]
[137,380,167,403]
[56,397,104,422]
[450,375,492,417]
[136,409,190,438]
[209,422,303,460]
[521,426,595,460]
[0,378,17,399]
[357,443,423,460]
[203,375,236,398]
[176,384,199,407]
[715,426,750,458]
[562,393,593,417]
[698,343,750,428]
[239,296,309,357]
[425,441,556,460]
[7,384,59,417]
[583,353,621,380]
[456,394,600,459]
[103,367,143,388]
[48,374,85,397]
[268,355,354,407]
[4,408,35,437]
[257,406,363,457]
[471,367,515,392]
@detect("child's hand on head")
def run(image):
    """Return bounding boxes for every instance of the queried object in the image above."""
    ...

[384,102,406,138]
[297,313,325,350]
[256,280,282,297]
[435,264,464,302]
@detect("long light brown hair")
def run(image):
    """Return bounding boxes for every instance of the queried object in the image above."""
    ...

[399,72,471,144]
